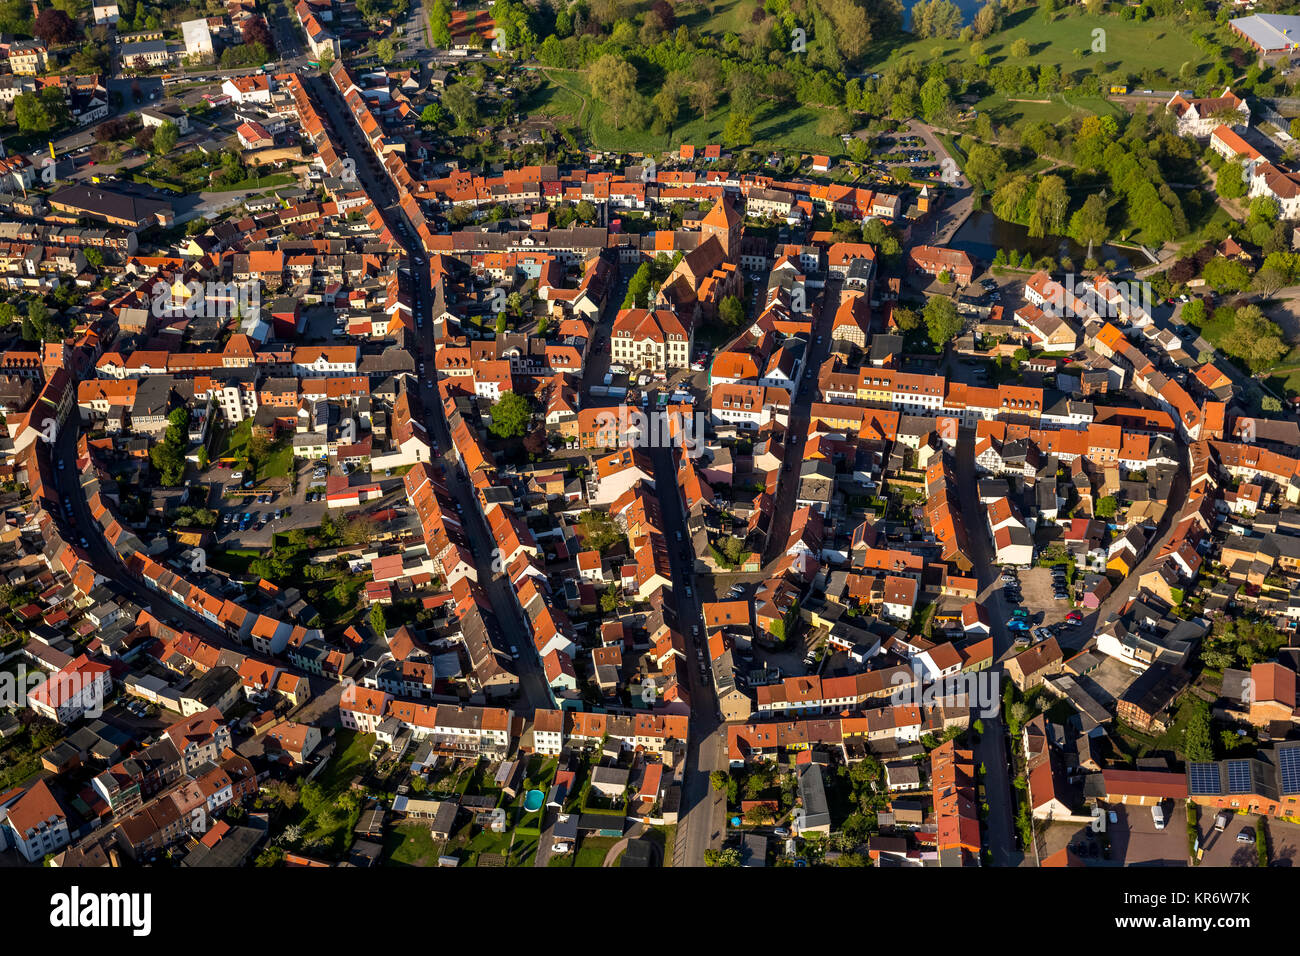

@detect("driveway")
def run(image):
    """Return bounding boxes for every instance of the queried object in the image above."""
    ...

[1111,802,1188,866]
[1197,812,1264,867]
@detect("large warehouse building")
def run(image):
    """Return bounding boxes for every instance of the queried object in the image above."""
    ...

[1232,13,1300,64]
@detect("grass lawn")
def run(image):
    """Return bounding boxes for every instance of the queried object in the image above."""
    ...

[864,9,1214,82]
[207,547,263,575]
[971,90,1125,128]
[523,755,557,791]
[261,440,293,480]
[284,730,374,857]
[211,417,290,481]
[1265,365,1300,402]
[1115,697,1209,762]
[537,67,848,157]
[679,0,755,37]
[209,172,298,192]
[574,834,619,868]
[315,730,375,793]
[212,418,252,464]
[384,823,441,866]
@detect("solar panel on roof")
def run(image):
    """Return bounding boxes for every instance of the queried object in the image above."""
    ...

[1227,760,1252,794]
[1188,763,1221,795]
[1279,748,1300,795]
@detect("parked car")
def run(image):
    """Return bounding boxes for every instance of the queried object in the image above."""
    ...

[1237,827,1255,844]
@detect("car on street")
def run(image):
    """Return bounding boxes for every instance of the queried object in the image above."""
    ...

[773,827,789,838]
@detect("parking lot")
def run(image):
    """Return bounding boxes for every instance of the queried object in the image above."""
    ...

[1109,802,1188,866]
[208,457,410,549]
[1001,566,1082,643]
[1196,812,1265,867]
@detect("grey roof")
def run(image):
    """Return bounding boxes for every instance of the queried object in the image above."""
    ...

[1231,13,1300,52]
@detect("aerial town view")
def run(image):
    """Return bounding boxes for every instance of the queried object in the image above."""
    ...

[0,0,1295,921]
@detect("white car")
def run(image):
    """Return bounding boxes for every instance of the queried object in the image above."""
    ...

[551,842,572,854]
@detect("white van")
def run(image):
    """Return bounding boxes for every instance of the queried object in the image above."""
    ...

[1151,804,1166,830]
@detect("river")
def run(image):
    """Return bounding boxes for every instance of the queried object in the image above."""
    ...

[947,209,1134,271]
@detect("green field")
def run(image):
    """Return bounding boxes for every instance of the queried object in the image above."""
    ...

[972,90,1126,127]
[678,0,757,37]
[210,173,298,192]
[536,67,848,156]
[529,7,1218,159]
[211,418,291,481]
[864,9,1215,80]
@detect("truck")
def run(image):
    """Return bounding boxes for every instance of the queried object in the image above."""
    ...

[1151,804,1166,830]
[1214,810,1232,832]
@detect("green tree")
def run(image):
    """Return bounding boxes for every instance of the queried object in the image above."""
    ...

[1182,699,1215,762]
[429,0,452,47]
[705,847,742,867]
[152,121,178,155]
[369,603,387,636]
[1221,304,1287,372]
[1218,161,1247,200]
[1202,257,1251,293]
[1068,193,1109,247]
[443,83,479,128]
[893,306,919,332]
[13,90,54,133]
[719,295,746,328]
[923,295,962,345]
[489,391,532,438]
[587,53,648,130]
[1095,495,1118,519]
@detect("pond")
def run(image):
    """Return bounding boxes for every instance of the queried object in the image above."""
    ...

[948,209,1135,271]
[903,0,985,28]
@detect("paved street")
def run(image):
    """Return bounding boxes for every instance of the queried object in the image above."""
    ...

[308,65,554,713]
[953,428,1020,867]
[761,278,839,567]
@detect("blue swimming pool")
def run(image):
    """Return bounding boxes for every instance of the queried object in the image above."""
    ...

[524,789,545,812]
